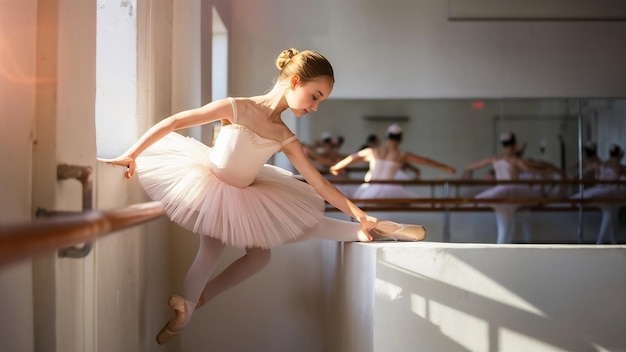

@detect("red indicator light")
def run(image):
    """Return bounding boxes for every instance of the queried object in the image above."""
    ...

[472,101,484,110]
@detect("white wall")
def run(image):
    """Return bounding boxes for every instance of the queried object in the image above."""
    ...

[339,242,626,352]
[0,1,38,351]
[1,0,173,351]
[95,162,171,352]
[228,0,626,99]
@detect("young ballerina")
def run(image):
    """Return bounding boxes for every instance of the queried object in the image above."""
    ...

[463,132,546,244]
[329,123,456,200]
[570,141,603,188]
[101,48,425,345]
[571,143,626,244]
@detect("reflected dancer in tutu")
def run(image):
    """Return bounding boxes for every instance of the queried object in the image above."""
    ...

[571,144,626,244]
[329,123,456,201]
[101,48,425,345]
[463,132,547,244]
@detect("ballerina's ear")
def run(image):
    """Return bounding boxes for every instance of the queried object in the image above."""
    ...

[290,75,300,88]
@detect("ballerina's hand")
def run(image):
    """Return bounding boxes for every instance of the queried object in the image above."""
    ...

[329,166,340,176]
[359,215,378,241]
[98,155,136,179]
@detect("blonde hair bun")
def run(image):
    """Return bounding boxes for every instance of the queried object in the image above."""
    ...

[276,48,299,70]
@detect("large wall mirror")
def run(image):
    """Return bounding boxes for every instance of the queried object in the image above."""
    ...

[300,98,626,181]
[299,98,625,244]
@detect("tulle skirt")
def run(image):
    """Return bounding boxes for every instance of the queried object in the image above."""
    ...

[354,183,418,199]
[135,133,325,249]
[570,185,626,209]
[475,185,542,210]
[570,185,626,199]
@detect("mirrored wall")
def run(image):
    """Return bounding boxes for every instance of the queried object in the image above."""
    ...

[299,98,625,244]
[300,98,626,181]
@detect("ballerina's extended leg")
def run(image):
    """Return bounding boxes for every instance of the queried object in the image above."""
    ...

[288,216,425,243]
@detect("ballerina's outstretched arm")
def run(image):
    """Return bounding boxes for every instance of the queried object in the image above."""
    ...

[98,99,234,178]
[283,139,377,239]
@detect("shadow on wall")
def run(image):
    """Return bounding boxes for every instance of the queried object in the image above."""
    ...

[375,247,626,352]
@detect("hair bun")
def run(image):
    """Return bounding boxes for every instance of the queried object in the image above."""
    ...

[610,144,622,154]
[387,124,403,134]
[276,48,299,70]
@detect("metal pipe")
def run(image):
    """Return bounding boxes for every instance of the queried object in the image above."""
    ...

[577,100,584,243]
[55,164,95,258]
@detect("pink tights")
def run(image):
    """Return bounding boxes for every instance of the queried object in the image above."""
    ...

[174,216,367,329]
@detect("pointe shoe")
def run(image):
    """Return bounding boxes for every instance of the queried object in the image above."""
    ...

[369,220,426,242]
[156,295,191,345]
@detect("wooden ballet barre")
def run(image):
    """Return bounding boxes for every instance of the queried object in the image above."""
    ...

[324,197,626,212]
[0,201,165,268]
[324,178,626,186]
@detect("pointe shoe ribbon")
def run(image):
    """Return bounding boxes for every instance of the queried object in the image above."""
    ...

[196,293,206,309]
[369,221,426,242]
[156,295,191,345]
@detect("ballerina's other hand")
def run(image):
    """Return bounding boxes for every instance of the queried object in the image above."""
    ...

[98,155,136,179]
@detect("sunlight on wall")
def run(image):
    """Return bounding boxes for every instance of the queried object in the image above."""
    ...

[376,251,554,352]
[374,277,403,301]
[95,0,138,158]
[379,253,545,317]
[500,327,570,352]
[430,300,489,352]
[212,6,227,102]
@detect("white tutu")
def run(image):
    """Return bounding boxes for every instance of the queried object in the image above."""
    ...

[354,183,417,199]
[571,185,626,199]
[475,185,542,210]
[135,133,325,249]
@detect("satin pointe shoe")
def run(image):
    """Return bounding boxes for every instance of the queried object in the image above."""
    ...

[369,220,426,242]
[156,295,191,345]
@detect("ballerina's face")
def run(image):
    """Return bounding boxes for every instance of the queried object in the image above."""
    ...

[286,76,334,117]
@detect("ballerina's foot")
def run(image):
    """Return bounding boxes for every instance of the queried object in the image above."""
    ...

[369,220,426,242]
[156,295,191,345]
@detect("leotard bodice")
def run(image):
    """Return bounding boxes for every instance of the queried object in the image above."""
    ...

[598,165,620,181]
[209,98,296,188]
[367,158,403,181]
[492,158,518,180]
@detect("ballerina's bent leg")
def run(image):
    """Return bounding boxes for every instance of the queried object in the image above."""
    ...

[157,236,225,344]
[196,245,271,307]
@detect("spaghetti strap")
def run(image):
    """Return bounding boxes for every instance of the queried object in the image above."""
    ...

[228,97,238,123]
[280,135,298,149]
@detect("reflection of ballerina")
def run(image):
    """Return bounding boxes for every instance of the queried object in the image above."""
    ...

[515,145,568,198]
[571,144,626,244]
[330,124,456,200]
[357,133,380,151]
[570,141,603,187]
[463,132,546,244]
